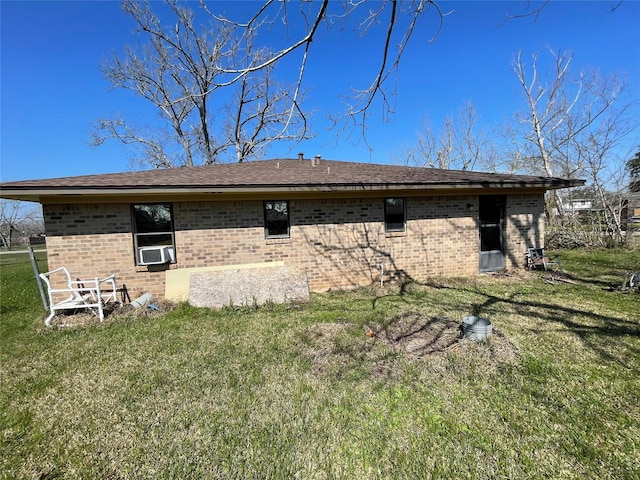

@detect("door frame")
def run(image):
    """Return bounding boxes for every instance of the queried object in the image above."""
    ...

[478,195,505,272]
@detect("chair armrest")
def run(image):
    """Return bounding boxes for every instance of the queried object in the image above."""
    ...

[41,267,69,276]
[98,275,117,303]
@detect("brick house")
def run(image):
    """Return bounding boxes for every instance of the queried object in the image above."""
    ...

[0,157,583,301]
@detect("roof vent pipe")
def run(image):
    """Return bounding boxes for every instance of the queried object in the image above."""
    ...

[298,152,304,161]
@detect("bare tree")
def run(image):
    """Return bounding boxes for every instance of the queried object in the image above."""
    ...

[93,1,562,166]
[224,49,309,163]
[200,0,558,144]
[401,101,498,171]
[0,200,44,250]
[572,105,636,244]
[508,48,638,248]
[93,0,311,166]
[510,48,635,221]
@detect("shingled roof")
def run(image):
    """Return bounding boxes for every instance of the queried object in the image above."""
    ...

[0,158,584,202]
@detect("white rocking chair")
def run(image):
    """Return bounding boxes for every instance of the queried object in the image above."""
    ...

[39,267,117,326]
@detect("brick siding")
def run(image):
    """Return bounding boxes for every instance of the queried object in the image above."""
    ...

[43,193,545,299]
[505,194,545,268]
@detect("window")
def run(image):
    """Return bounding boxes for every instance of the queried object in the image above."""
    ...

[384,198,406,232]
[132,203,175,265]
[264,200,290,238]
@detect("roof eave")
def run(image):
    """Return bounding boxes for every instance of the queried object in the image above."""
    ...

[0,179,585,203]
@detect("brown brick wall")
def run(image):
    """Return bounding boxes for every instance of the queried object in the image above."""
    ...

[43,193,545,299]
[504,194,545,269]
[43,203,166,299]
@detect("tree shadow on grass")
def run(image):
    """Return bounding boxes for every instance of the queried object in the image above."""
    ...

[423,279,639,370]
[303,311,520,382]
[539,268,624,290]
[370,277,422,311]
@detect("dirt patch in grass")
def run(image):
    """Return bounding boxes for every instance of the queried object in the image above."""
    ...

[305,312,520,377]
[47,301,177,327]
[378,313,463,357]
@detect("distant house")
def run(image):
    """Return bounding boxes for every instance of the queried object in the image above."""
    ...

[0,157,583,301]
[630,192,640,221]
[628,188,640,246]
[562,198,593,214]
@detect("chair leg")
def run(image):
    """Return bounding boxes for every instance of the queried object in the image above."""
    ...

[44,310,56,326]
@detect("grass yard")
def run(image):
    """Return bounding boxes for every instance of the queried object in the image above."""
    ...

[1,249,639,479]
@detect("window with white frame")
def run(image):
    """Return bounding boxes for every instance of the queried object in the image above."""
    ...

[384,197,406,232]
[132,203,176,265]
[264,200,290,238]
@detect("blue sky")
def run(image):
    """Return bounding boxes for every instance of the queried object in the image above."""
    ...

[1,0,639,182]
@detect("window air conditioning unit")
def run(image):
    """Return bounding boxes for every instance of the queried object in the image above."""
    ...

[138,246,174,265]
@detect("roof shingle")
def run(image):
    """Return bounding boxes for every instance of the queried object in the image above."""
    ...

[0,158,584,201]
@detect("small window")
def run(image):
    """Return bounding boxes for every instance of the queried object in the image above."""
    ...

[385,198,406,232]
[264,200,290,238]
[132,203,176,265]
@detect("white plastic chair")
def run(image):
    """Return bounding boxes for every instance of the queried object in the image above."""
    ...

[39,267,117,326]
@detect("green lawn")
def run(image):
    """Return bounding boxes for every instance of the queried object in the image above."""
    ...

[1,249,639,479]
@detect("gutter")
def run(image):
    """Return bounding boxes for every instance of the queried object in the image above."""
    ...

[0,179,585,203]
